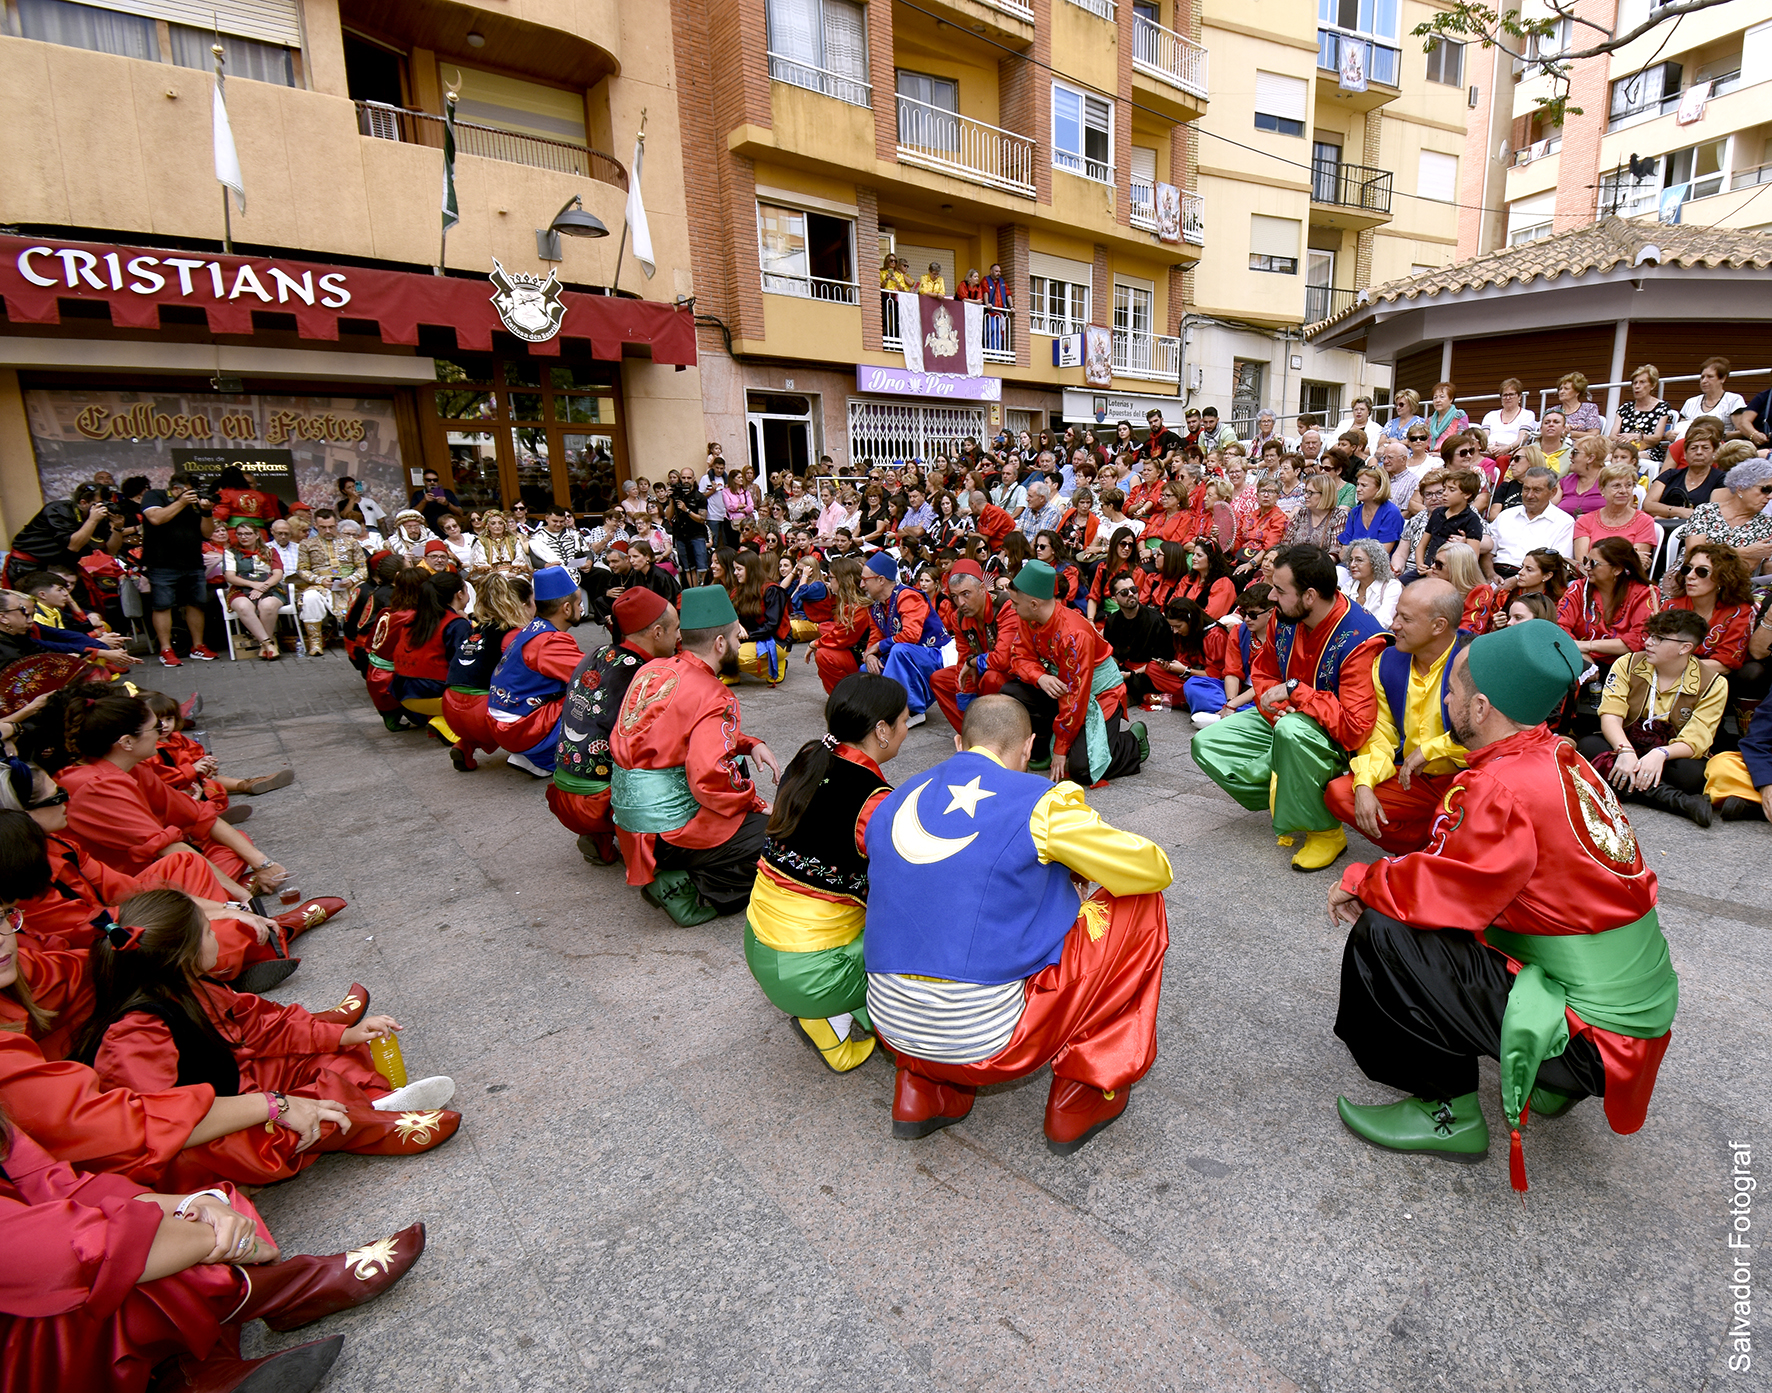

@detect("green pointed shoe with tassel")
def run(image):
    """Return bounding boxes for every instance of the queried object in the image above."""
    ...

[1337,1091,1490,1162]
[641,869,718,927]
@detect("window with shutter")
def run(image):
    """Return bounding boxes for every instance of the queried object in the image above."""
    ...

[1248,214,1300,274]
[1417,150,1458,203]
[1254,71,1307,137]
[1053,81,1114,182]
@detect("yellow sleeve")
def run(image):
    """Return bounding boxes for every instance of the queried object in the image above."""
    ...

[1349,653,1400,789]
[1414,727,1469,769]
[1030,783,1173,896]
[1679,674,1730,759]
[1597,654,1636,719]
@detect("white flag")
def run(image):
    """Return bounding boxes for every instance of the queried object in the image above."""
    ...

[626,135,655,279]
[213,76,245,213]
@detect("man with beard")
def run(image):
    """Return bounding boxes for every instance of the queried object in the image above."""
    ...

[1190,544,1385,871]
[550,588,681,866]
[610,586,781,925]
[930,560,1018,732]
[1100,574,1173,702]
[860,553,948,729]
[1329,621,1677,1189]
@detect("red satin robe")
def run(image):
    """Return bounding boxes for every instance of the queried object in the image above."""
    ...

[931,598,1020,732]
[1341,724,1669,1135]
[1247,596,1385,751]
[0,1125,264,1393]
[610,651,769,885]
[490,626,584,755]
[1665,596,1755,670]
[143,733,230,813]
[58,762,254,883]
[813,607,873,695]
[1556,578,1658,652]
[1008,604,1128,765]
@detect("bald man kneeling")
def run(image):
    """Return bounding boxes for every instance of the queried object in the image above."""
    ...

[862,696,1175,1156]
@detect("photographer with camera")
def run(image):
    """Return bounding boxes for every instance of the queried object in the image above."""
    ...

[139,473,219,666]
[4,482,125,586]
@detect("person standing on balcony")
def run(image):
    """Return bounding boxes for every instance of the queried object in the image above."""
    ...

[880,256,910,291]
[917,263,946,297]
[982,263,1012,311]
[955,269,984,302]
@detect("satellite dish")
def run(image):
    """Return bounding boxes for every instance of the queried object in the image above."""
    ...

[1497,139,1511,161]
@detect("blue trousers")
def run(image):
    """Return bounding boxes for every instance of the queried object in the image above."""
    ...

[1183,675,1226,715]
[882,643,944,714]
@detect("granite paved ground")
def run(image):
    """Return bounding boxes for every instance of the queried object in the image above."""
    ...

[168,631,1766,1393]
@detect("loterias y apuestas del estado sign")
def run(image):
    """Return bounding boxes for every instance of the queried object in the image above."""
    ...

[0,235,698,364]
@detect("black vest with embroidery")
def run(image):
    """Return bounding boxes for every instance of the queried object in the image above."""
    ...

[760,754,889,901]
[555,643,648,789]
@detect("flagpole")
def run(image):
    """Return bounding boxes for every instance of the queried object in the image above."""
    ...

[212,40,232,254]
[437,89,459,276]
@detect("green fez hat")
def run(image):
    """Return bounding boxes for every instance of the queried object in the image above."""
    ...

[678,585,738,631]
[1011,559,1057,600]
[1464,619,1583,725]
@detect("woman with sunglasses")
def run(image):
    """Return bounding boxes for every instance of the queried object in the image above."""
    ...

[1427,542,1496,635]
[1380,388,1421,444]
[1086,527,1141,623]
[1664,542,1763,697]
[1557,436,1611,519]
[1677,457,1772,576]
[1401,421,1436,481]
[1558,538,1661,719]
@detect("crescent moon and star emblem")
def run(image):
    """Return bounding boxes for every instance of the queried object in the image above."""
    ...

[891,775,995,863]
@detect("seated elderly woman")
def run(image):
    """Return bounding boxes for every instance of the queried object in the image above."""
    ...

[1575,608,1727,827]
[1340,538,1401,628]
[1677,456,1772,579]
[0,587,137,694]
[1572,457,1657,572]
[220,522,286,661]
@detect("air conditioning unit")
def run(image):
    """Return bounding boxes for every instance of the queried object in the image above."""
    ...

[1468,84,1479,108]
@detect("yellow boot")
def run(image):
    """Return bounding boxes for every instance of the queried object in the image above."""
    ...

[793,1016,877,1073]
[1291,826,1348,872]
[1270,773,1294,847]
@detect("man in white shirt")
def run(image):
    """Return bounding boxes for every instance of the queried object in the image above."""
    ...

[991,460,1029,520]
[1377,441,1419,514]
[1297,429,1325,469]
[528,504,590,574]
[1019,483,1061,543]
[267,518,302,578]
[1487,466,1573,576]
[699,459,728,543]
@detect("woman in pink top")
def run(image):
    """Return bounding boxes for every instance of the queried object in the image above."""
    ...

[1572,460,1657,572]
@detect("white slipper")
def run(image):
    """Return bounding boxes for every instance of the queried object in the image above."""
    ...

[505,752,551,779]
[372,1076,457,1111]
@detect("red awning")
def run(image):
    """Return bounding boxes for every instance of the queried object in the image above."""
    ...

[0,235,696,365]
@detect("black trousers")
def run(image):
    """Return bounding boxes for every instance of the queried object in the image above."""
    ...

[1574,734,1706,795]
[999,679,1143,781]
[1334,909,1606,1103]
[654,810,770,914]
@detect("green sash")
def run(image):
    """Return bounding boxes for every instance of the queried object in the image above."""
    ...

[368,653,394,671]
[552,769,609,796]
[610,764,700,834]
[1487,909,1678,1128]
[1082,655,1124,783]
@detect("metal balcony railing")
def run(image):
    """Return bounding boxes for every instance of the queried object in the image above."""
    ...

[1304,285,1357,324]
[1733,161,1772,191]
[1111,328,1180,382]
[353,101,626,187]
[982,0,1034,18]
[1063,0,1116,18]
[1513,136,1563,166]
[1029,310,1085,337]
[882,294,1015,363]
[762,271,861,304]
[1181,189,1205,245]
[895,95,1036,197]
[1316,28,1400,88]
[1130,179,1157,232]
[767,51,872,109]
[1310,158,1393,214]
[1132,14,1209,101]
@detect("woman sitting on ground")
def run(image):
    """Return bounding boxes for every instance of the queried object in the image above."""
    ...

[220,521,285,661]
[365,567,431,731]
[1340,538,1401,628]
[140,692,293,823]
[1429,542,1495,635]
[393,571,471,731]
[1032,530,1082,608]
[1087,527,1142,622]
[45,687,288,896]
[1174,538,1237,619]
[805,556,873,694]
[75,888,460,1188]
[1576,609,1727,827]
[1148,596,1246,725]
[726,550,788,685]
[1664,541,1763,698]
[743,674,908,1074]
[0,1103,428,1393]
[441,572,533,772]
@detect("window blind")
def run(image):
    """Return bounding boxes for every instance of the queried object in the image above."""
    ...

[1417,150,1458,203]
[1249,214,1301,258]
[1254,71,1307,122]
[75,0,301,47]
[1030,251,1092,284]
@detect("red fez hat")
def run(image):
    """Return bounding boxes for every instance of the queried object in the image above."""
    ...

[947,559,985,586]
[610,539,631,552]
[423,539,450,554]
[613,586,669,633]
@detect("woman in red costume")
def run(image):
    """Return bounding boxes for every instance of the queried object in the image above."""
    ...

[75,888,458,1190]
[138,692,294,820]
[0,1107,423,1393]
[47,687,287,893]
[364,567,427,731]
[805,556,873,695]
[440,572,533,772]
[393,570,472,731]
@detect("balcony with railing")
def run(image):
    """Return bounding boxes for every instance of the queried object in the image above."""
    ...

[1181,189,1204,246]
[1512,136,1563,166]
[762,271,861,304]
[1733,160,1772,191]
[895,95,1036,198]
[1063,0,1116,18]
[1131,12,1209,104]
[767,51,872,109]
[983,0,1035,18]
[1309,158,1393,227]
[1131,179,1158,232]
[1316,27,1400,107]
[882,294,1016,364]
[1128,183,1207,247]
[1111,328,1180,383]
[354,101,627,187]
[1304,285,1357,325]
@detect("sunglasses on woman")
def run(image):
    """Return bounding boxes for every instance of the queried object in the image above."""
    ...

[1678,565,1712,579]
[1407,434,1427,442]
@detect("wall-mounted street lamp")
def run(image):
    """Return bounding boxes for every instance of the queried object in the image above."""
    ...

[537,195,609,262]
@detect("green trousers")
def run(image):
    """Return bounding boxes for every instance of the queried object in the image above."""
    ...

[1190,708,1348,834]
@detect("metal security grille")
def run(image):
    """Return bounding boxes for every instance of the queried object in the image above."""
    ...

[847,399,988,468]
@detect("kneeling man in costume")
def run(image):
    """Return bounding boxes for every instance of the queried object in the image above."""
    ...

[864,696,1173,1155]
[1331,620,1678,1191]
[1191,544,1386,871]
[929,560,1018,733]
[1324,578,1470,855]
[860,553,948,727]
[486,565,582,778]
[1000,560,1147,784]
[549,587,681,865]
[611,585,780,926]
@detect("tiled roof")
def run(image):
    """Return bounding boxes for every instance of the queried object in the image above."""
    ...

[1305,217,1772,338]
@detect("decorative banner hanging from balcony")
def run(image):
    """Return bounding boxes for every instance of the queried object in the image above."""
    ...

[1084,326,1113,387]
[1338,40,1367,93]
[1155,184,1182,244]
[893,292,983,376]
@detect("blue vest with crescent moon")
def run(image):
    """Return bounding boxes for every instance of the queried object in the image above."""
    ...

[864,750,1079,985]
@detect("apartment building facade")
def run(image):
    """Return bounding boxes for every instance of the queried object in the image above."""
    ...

[0,0,700,540]
[1185,0,1467,436]
[1462,0,1772,258]
[671,0,1212,475]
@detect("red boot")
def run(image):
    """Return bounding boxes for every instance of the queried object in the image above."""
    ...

[276,896,347,941]
[1043,1077,1131,1156]
[174,1335,343,1392]
[234,1223,426,1331]
[891,1066,975,1140]
[318,1105,462,1156]
[310,982,370,1028]
[450,741,478,772]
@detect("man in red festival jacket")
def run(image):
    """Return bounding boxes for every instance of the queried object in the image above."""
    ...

[487,566,584,778]
[1000,561,1146,785]
[930,560,1018,732]
[1329,620,1678,1190]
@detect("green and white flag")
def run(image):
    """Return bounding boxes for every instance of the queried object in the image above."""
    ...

[441,94,459,233]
